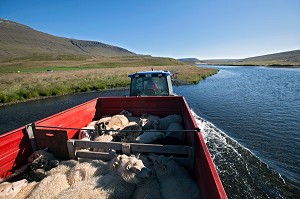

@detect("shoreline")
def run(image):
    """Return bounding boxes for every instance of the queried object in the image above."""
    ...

[0,80,195,107]
[204,64,300,68]
[0,87,129,107]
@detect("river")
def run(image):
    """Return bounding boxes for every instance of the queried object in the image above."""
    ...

[0,65,299,198]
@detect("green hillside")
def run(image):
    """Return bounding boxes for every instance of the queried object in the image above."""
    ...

[202,50,300,67]
[0,18,135,61]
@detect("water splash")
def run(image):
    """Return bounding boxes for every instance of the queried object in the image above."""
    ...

[191,110,299,199]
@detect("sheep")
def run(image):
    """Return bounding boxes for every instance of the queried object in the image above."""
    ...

[132,175,162,199]
[149,154,200,199]
[97,116,112,124]
[54,177,110,199]
[136,130,165,144]
[27,173,70,199]
[0,179,28,199]
[65,159,109,185]
[12,181,38,199]
[29,154,59,172]
[137,122,187,145]
[141,113,160,121]
[94,116,112,136]
[140,113,161,130]
[165,122,188,145]
[105,114,129,129]
[78,121,97,140]
[132,155,162,199]
[117,122,142,143]
[119,109,133,117]
[153,114,183,130]
[56,154,152,199]
[120,110,142,124]
[94,115,129,137]
[27,148,57,163]
[23,149,59,182]
[46,160,78,176]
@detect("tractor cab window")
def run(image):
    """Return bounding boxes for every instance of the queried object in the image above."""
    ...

[131,76,169,96]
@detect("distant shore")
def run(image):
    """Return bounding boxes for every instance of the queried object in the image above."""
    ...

[205,63,300,68]
[0,76,213,107]
[0,57,218,105]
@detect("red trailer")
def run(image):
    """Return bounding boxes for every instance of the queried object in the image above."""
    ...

[0,96,227,199]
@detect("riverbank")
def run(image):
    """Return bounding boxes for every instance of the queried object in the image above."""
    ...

[206,63,300,68]
[0,57,218,105]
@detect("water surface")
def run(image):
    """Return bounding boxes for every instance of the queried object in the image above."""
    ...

[174,65,300,198]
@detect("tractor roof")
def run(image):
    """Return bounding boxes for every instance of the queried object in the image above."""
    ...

[128,70,171,78]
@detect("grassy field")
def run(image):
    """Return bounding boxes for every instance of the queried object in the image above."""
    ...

[0,56,217,104]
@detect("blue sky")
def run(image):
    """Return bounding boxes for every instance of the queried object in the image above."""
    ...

[1,0,300,59]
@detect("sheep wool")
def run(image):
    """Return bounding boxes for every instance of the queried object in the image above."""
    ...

[0,179,28,199]
[13,181,38,199]
[66,160,108,185]
[136,131,165,144]
[150,154,200,199]
[156,114,183,130]
[27,173,70,199]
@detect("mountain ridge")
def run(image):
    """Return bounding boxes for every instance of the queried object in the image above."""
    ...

[179,49,300,67]
[0,18,135,59]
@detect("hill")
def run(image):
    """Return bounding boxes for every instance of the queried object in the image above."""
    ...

[201,50,300,67]
[0,18,135,61]
[177,58,201,63]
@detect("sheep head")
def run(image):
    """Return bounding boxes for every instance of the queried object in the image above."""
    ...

[110,154,152,184]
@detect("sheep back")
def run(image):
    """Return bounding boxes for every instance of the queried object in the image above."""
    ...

[27,173,70,199]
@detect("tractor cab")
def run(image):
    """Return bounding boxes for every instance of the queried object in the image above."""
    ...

[128,70,174,96]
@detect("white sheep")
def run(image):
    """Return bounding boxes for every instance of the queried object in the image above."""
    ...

[132,155,162,199]
[9,162,74,199]
[0,179,28,199]
[94,114,130,136]
[66,159,108,185]
[97,116,112,124]
[106,114,129,129]
[165,122,187,145]
[54,177,110,199]
[136,130,165,144]
[132,175,162,199]
[27,173,70,199]
[12,181,38,199]
[149,154,200,199]
[56,154,152,199]
[153,114,183,130]
[46,160,78,176]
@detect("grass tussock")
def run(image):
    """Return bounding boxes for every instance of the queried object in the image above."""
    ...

[0,57,217,104]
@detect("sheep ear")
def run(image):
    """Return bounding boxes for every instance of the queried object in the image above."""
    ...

[135,153,140,159]
[126,165,131,170]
